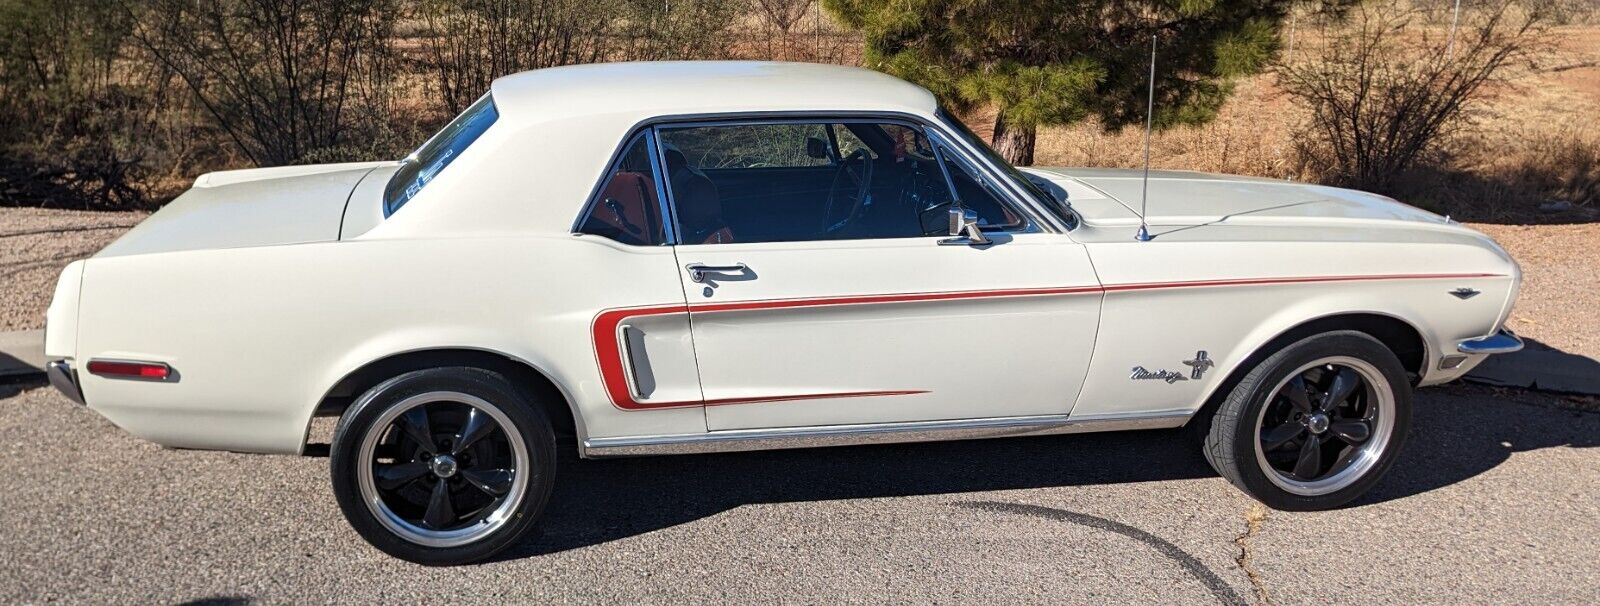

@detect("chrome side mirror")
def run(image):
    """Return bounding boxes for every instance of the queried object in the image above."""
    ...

[940,207,991,246]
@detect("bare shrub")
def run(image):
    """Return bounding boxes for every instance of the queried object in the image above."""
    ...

[614,0,743,61]
[1279,0,1544,192]
[131,0,401,166]
[0,0,157,209]
[748,0,812,60]
[415,0,614,115]
[733,2,860,64]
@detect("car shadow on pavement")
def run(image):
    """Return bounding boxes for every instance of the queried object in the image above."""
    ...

[496,387,1598,562]
[1357,385,1600,506]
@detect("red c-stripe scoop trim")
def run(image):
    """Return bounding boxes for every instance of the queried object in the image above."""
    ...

[592,303,936,411]
[592,272,1503,411]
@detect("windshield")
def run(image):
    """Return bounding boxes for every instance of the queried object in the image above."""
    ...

[935,109,1077,229]
[384,94,499,215]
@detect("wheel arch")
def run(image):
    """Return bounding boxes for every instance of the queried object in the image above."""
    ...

[307,347,582,451]
[1186,312,1426,431]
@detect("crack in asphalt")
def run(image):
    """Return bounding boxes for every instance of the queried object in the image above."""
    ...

[958,501,1248,606]
[1234,503,1272,605]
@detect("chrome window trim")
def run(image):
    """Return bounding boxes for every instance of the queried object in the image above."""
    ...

[931,109,1077,232]
[570,130,677,246]
[580,409,1193,458]
[649,124,688,245]
[572,110,1067,242]
[633,111,1058,234]
[653,115,1037,236]
[925,129,1035,234]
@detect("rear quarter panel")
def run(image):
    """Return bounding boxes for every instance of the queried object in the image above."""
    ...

[73,235,699,454]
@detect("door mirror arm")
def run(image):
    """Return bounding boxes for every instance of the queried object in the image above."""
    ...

[939,207,992,246]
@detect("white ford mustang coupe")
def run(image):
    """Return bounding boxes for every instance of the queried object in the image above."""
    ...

[44,62,1523,564]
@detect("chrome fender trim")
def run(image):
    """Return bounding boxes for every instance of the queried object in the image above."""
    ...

[581,410,1193,458]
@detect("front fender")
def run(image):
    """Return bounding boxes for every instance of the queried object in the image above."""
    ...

[1069,274,1510,419]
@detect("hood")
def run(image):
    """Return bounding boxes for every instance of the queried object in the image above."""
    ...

[96,163,387,258]
[1025,167,1454,230]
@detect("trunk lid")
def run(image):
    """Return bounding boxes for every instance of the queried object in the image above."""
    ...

[96,162,387,258]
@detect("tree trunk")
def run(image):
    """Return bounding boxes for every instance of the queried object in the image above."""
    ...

[991,112,1036,167]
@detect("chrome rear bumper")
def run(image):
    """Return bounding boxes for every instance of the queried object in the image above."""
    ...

[1458,329,1524,355]
[46,360,85,405]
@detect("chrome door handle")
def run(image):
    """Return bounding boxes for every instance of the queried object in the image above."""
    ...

[685,263,747,283]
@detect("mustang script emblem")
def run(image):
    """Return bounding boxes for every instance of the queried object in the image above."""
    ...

[1183,351,1214,380]
[1132,350,1214,383]
[1130,366,1188,383]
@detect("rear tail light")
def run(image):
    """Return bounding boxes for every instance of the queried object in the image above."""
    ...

[86,359,172,380]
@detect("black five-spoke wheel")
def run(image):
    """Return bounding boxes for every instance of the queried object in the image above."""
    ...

[1204,331,1411,510]
[1255,356,1393,493]
[331,367,555,565]
[358,392,529,547]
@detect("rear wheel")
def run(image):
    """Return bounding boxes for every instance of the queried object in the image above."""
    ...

[330,367,555,565]
[1204,331,1411,510]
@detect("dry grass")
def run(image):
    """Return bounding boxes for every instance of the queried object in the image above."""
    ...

[1033,76,1301,180]
[1030,23,1600,222]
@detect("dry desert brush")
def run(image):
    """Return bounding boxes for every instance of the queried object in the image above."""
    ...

[1278,0,1546,193]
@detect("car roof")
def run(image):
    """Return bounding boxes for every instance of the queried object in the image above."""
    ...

[488,61,940,125]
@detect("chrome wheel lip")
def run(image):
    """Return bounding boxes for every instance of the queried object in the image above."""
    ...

[356,391,530,548]
[1253,356,1396,497]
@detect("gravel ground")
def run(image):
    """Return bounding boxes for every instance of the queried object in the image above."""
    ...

[0,381,1594,604]
[0,208,146,331]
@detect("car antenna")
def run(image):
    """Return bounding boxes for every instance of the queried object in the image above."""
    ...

[1135,33,1157,243]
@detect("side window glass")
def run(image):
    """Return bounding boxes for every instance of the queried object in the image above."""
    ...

[658,121,962,245]
[663,124,833,169]
[577,134,665,245]
[931,136,1026,231]
[831,124,875,160]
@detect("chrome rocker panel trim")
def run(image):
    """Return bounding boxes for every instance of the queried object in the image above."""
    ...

[46,359,85,405]
[1457,329,1524,355]
[581,410,1193,458]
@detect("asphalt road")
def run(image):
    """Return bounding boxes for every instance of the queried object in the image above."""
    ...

[1,380,1595,604]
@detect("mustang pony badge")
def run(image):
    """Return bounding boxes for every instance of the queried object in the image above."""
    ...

[1183,351,1214,379]
[1132,351,1213,383]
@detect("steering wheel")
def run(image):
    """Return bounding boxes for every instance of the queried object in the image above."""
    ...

[821,149,875,234]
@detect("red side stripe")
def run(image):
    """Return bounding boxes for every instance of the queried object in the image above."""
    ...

[591,272,1503,411]
[1101,273,1504,293]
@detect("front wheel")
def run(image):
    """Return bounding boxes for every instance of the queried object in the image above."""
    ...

[330,367,556,565]
[1203,331,1412,510]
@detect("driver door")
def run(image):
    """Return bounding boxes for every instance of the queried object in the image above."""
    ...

[657,118,1102,432]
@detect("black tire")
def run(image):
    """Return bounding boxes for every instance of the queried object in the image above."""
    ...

[330,367,556,565]
[1203,331,1412,510]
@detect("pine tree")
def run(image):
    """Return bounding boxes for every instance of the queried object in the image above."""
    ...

[825,0,1329,165]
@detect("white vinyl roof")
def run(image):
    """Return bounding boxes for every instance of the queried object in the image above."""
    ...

[489,61,939,125]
